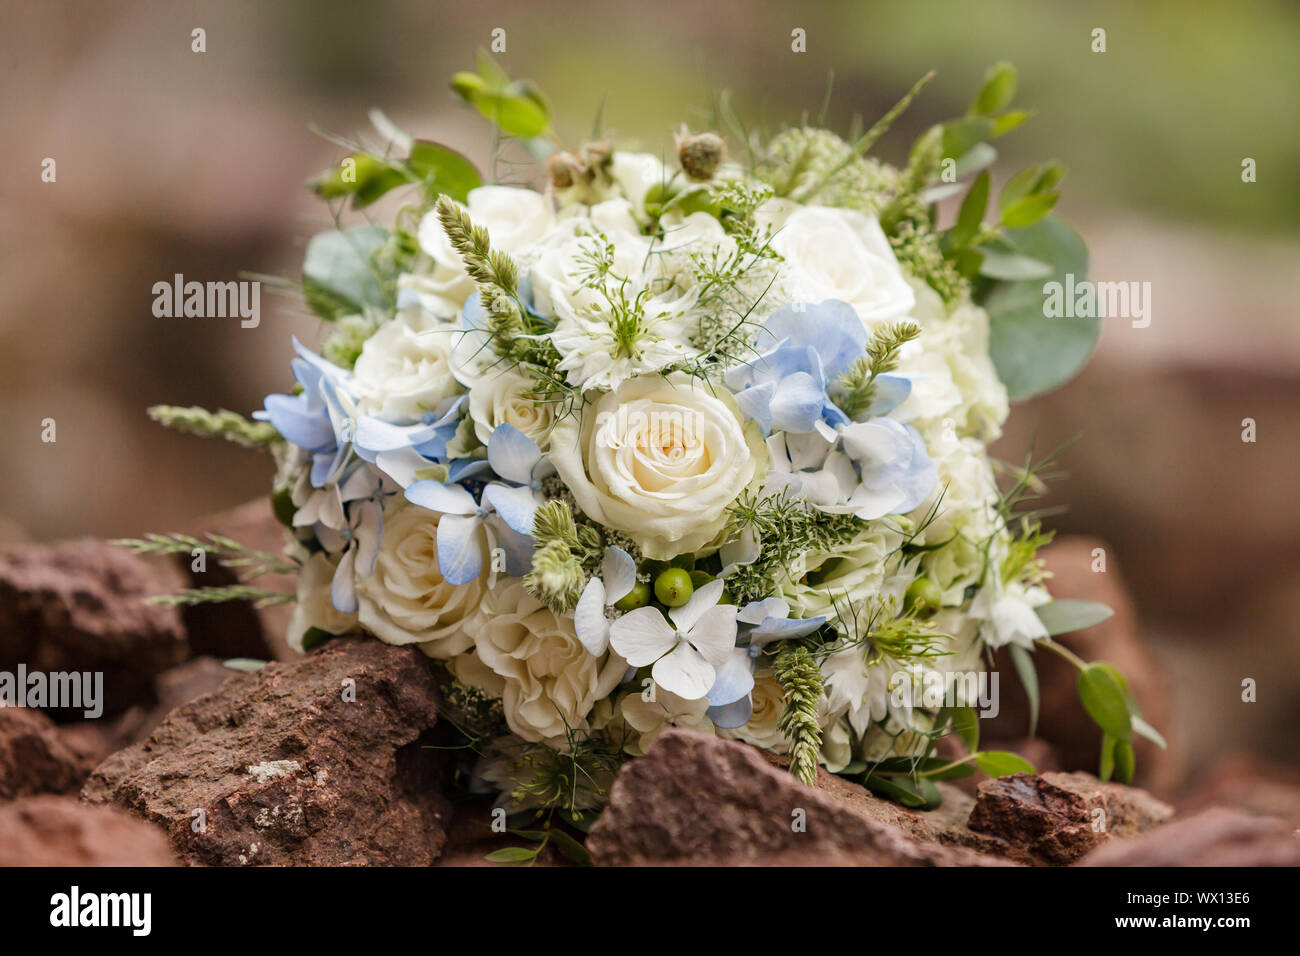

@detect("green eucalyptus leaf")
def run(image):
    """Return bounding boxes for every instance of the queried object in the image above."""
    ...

[223,658,268,672]
[301,225,389,320]
[971,62,1017,116]
[952,142,997,179]
[406,140,482,203]
[974,751,1036,777]
[998,165,1044,214]
[1036,599,1114,636]
[863,773,928,808]
[1008,643,1040,737]
[981,214,1096,400]
[1078,664,1133,739]
[978,248,1053,281]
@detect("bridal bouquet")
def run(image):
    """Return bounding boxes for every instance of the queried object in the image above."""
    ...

[130,56,1163,832]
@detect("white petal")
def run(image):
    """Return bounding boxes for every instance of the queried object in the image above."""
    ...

[601,547,637,605]
[609,607,677,667]
[651,643,717,700]
[738,597,789,626]
[668,578,725,633]
[686,604,739,666]
[573,578,610,656]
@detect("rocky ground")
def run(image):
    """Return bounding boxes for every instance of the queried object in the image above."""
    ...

[1,499,1298,867]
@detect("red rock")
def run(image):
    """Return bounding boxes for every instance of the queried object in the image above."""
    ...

[982,536,1180,794]
[0,539,187,716]
[587,729,1015,866]
[967,771,1173,864]
[0,795,176,866]
[82,637,450,866]
[0,707,94,799]
[1080,807,1300,866]
[1178,753,1300,827]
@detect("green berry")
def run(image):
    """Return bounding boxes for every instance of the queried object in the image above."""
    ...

[654,568,694,607]
[614,580,651,612]
[905,577,943,617]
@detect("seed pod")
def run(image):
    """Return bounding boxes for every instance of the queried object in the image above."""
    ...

[677,131,727,181]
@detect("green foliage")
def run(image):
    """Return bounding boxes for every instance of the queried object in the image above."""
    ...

[451,50,552,139]
[146,405,279,449]
[301,225,392,320]
[1035,599,1114,636]
[772,644,824,787]
[981,214,1097,400]
[112,532,298,609]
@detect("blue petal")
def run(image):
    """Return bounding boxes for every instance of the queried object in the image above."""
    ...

[261,394,334,451]
[707,696,754,730]
[405,480,477,515]
[436,514,484,585]
[862,374,912,419]
[483,482,540,537]
[758,301,867,381]
[706,646,755,707]
[330,548,359,615]
[733,381,775,435]
[354,417,444,461]
[769,371,826,434]
[448,457,492,483]
[491,520,537,577]
[487,423,542,486]
[750,615,827,643]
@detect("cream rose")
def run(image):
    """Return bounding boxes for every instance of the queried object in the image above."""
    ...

[771,206,915,329]
[548,373,766,559]
[414,185,554,316]
[352,311,462,422]
[355,502,487,658]
[455,580,626,743]
[466,367,555,449]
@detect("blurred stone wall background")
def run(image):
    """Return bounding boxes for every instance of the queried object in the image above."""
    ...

[2,0,1296,778]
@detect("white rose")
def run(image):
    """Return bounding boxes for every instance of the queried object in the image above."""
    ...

[414,185,554,316]
[286,552,358,653]
[607,152,671,220]
[771,206,915,329]
[355,502,487,658]
[779,524,904,621]
[528,223,653,319]
[466,367,555,450]
[352,311,462,422]
[455,580,626,743]
[548,373,766,559]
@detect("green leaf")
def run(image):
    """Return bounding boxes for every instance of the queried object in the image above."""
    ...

[298,627,332,652]
[990,109,1033,137]
[950,705,980,754]
[977,248,1053,281]
[484,846,538,864]
[952,143,997,179]
[1099,733,1117,782]
[1036,599,1114,636]
[301,225,389,320]
[942,117,994,163]
[1008,643,1040,737]
[971,62,1017,116]
[452,59,551,139]
[863,773,928,808]
[546,829,593,866]
[405,140,482,203]
[974,751,1036,777]
[948,171,990,248]
[1114,738,1136,784]
[222,658,267,672]
[1078,664,1133,739]
[998,165,1044,215]
[1133,715,1168,750]
[981,213,1096,400]
[309,153,403,206]
[1000,192,1059,228]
